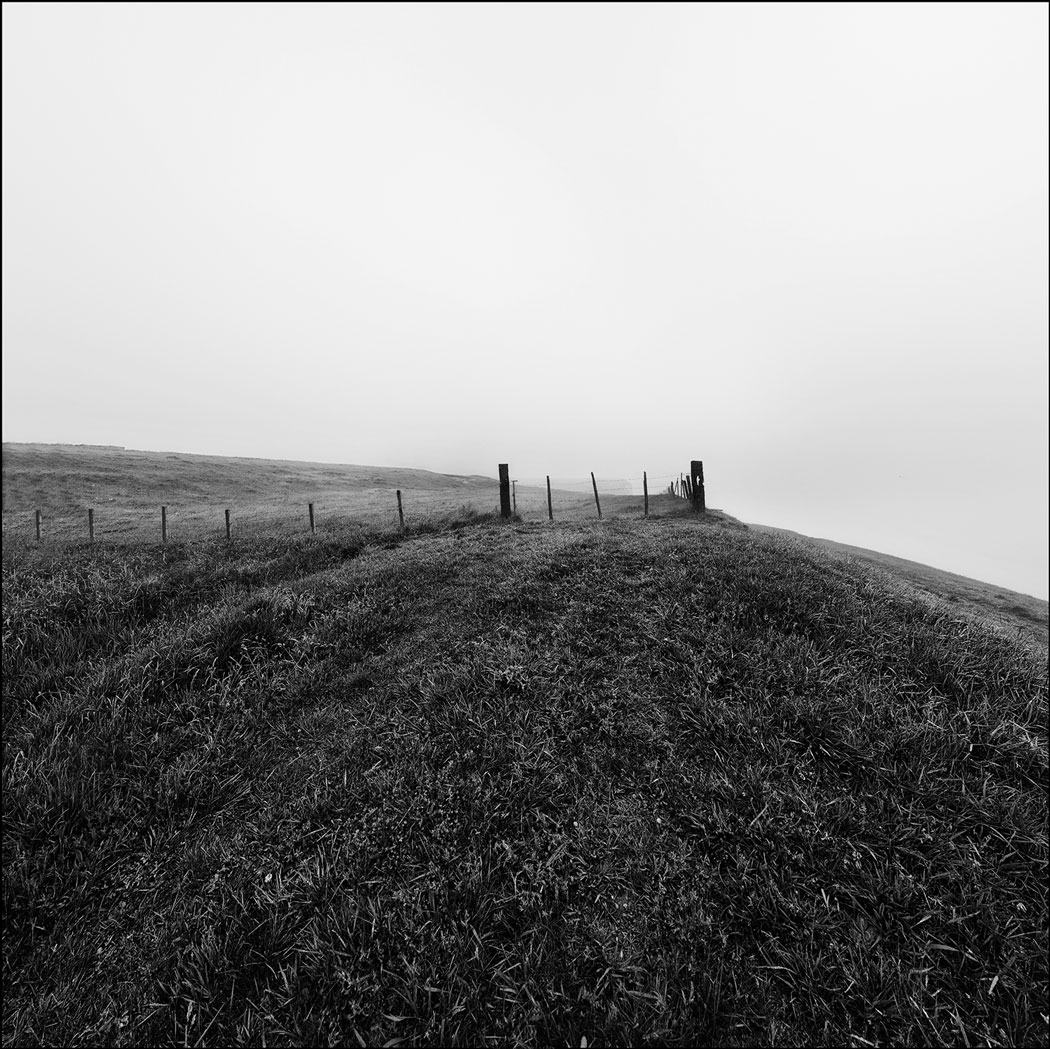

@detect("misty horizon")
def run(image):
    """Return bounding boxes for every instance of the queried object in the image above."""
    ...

[3,2,1048,599]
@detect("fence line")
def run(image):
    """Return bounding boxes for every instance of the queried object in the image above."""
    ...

[7,462,706,543]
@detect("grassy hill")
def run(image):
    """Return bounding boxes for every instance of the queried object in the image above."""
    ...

[3,489,1047,1045]
[1,444,647,541]
[0,443,502,542]
[747,524,1049,653]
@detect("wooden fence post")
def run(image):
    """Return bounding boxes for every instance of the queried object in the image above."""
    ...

[309,503,315,533]
[512,480,517,514]
[35,509,41,541]
[643,472,649,518]
[396,490,404,532]
[591,472,602,519]
[88,508,94,544]
[546,476,553,522]
[225,508,231,541]
[690,460,706,512]
[499,464,511,518]
[161,506,167,543]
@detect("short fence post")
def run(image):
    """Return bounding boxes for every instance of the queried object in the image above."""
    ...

[161,505,167,544]
[35,509,41,541]
[591,472,602,519]
[88,508,94,544]
[309,503,315,533]
[396,490,405,532]
[512,480,517,514]
[225,508,231,541]
[499,464,511,519]
[546,476,553,522]
[643,472,648,518]
[690,460,706,512]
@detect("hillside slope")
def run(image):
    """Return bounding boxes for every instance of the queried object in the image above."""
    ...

[3,511,1047,1046]
[1,443,653,539]
[1,442,494,508]
[748,523,1049,652]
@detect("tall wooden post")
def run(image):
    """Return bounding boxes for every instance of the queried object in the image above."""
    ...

[161,506,167,543]
[643,472,649,518]
[225,508,231,541]
[499,464,511,519]
[690,460,706,512]
[88,508,94,544]
[396,490,404,532]
[591,472,602,519]
[35,510,41,541]
[309,503,315,533]
[546,476,553,522]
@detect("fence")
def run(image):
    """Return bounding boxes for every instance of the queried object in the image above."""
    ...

[3,461,708,546]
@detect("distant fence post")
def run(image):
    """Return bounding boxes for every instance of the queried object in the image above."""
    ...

[546,476,553,522]
[591,472,602,519]
[225,508,231,541]
[643,472,648,518]
[690,460,706,512]
[88,508,94,544]
[396,490,404,532]
[35,509,41,541]
[512,480,517,514]
[499,464,511,519]
[161,505,167,543]
[309,503,315,533]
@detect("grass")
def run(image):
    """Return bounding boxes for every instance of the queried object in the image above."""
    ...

[0,443,647,544]
[3,505,1048,1046]
[748,524,1049,653]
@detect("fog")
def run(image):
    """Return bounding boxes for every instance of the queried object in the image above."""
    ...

[3,3,1047,597]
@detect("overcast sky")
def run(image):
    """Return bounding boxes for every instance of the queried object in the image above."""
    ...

[3,2,1047,597]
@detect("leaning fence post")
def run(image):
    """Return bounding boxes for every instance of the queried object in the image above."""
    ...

[309,502,315,533]
[499,464,511,518]
[161,505,167,543]
[88,508,94,544]
[225,508,231,541]
[546,476,553,522]
[396,490,405,532]
[35,509,41,541]
[591,472,602,519]
[643,472,649,518]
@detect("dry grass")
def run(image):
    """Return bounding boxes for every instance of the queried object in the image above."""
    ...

[1,444,663,543]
